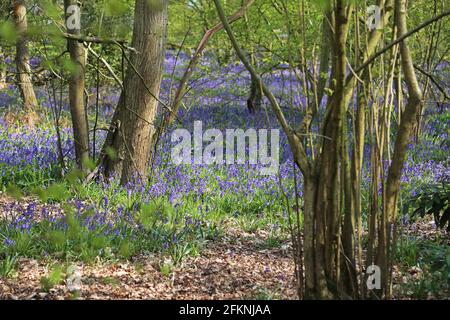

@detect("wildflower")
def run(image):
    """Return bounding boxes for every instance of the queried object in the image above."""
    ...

[3,238,15,247]
[401,215,409,226]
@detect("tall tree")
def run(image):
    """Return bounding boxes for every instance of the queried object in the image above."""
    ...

[101,0,168,185]
[13,0,38,110]
[213,0,445,299]
[379,0,424,297]
[64,0,90,170]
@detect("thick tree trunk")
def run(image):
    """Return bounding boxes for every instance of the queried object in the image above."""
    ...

[64,0,90,170]
[13,0,38,110]
[101,0,168,185]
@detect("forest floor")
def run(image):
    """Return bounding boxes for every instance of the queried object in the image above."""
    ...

[0,239,296,300]
[0,197,297,300]
[0,195,448,300]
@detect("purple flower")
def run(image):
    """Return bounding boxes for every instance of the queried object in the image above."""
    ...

[3,238,15,247]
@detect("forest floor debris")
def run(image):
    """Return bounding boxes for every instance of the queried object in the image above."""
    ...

[1,196,448,300]
[0,232,296,300]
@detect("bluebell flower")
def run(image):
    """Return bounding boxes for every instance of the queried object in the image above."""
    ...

[3,238,15,247]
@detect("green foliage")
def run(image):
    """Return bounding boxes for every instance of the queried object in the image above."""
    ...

[40,264,64,292]
[105,0,129,16]
[397,237,450,298]
[0,21,17,44]
[404,182,450,231]
[46,183,71,202]
[38,0,60,20]
[6,184,23,201]
[159,262,172,277]
[397,237,419,268]
[118,240,132,259]
[0,255,18,278]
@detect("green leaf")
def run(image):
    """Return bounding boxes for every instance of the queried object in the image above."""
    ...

[47,183,69,201]
[40,264,64,292]
[38,0,61,20]
[309,0,331,11]
[0,21,17,44]
[62,58,79,76]
[104,0,128,16]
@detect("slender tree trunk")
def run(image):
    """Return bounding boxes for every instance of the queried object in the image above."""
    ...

[64,0,90,170]
[247,73,262,113]
[350,8,366,298]
[312,1,352,298]
[101,0,168,185]
[0,47,7,90]
[13,0,38,110]
[380,0,423,297]
[243,5,261,114]
[302,175,317,298]
[315,13,332,111]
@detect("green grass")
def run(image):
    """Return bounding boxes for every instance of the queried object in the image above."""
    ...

[0,254,18,278]
[396,235,450,298]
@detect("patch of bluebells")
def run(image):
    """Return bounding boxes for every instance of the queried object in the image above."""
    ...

[0,51,448,236]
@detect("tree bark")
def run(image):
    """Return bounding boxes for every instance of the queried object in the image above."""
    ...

[64,0,90,170]
[379,0,423,297]
[13,0,38,110]
[247,74,262,113]
[101,0,168,185]
[0,47,7,90]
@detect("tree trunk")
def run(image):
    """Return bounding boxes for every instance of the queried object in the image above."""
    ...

[379,0,423,297]
[13,0,38,110]
[0,47,7,90]
[64,0,90,170]
[101,0,168,185]
[247,74,262,114]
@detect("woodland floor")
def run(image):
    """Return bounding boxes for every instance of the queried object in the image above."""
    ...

[0,195,448,300]
[0,197,297,300]
[0,241,296,300]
